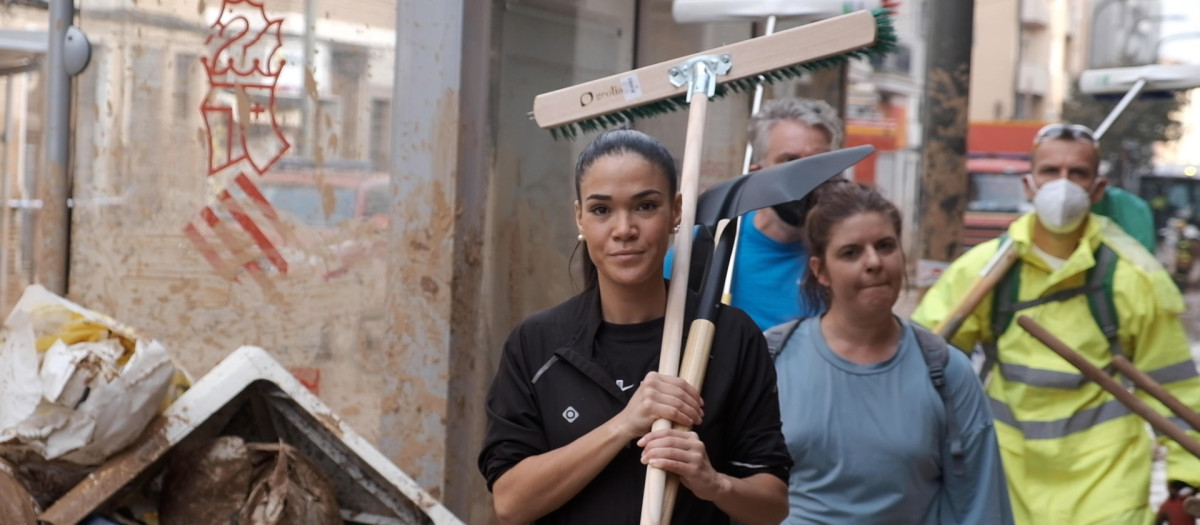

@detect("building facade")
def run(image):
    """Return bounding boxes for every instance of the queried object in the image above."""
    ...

[969,0,1095,125]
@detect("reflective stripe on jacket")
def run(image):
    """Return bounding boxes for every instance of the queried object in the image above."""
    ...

[912,213,1200,525]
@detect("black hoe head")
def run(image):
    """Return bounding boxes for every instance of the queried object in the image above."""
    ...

[694,145,875,230]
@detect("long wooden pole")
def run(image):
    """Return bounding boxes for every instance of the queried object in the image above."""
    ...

[642,83,711,525]
[934,237,1018,338]
[1017,316,1200,459]
[657,217,740,524]
[657,318,718,524]
[1111,354,1200,433]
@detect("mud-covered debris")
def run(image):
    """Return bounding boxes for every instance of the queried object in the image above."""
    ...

[160,435,254,524]
[0,457,37,524]
[161,436,343,525]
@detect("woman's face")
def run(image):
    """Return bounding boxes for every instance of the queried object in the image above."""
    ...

[810,211,903,314]
[575,153,680,293]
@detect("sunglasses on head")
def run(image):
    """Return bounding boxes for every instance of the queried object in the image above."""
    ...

[1034,123,1097,145]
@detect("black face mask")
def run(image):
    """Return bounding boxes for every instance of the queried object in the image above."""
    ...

[772,197,812,228]
[770,177,848,228]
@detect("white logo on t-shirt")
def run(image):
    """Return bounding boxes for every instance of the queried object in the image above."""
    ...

[562,406,579,423]
[616,379,635,392]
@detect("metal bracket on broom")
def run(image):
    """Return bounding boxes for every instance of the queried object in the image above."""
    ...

[668,54,733,100]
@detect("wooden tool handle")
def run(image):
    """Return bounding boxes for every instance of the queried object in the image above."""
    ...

[1017,316,1200,459]
[934,238,1018,339]
[677,320,717,390]
[1111,354,1200,433]
[656,319,718,525]
[642,92,710,525]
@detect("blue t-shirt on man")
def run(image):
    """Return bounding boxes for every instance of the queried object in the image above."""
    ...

[664,210,816,331]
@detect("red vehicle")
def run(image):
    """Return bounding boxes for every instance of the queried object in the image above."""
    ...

[963,155,1031,249]
[254,168,390,279]
[960,121,1046,251]
[256,169,389,229]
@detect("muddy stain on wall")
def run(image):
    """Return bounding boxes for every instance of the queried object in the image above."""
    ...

[378,87,461,495]
[66,18,391,449]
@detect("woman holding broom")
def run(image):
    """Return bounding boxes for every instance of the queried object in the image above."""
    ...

[478,129,791,525]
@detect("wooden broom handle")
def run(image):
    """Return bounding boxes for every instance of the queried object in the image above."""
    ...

[656,319,718,525]
[642,91,710,525]
[1017,316,1200,459]
[934,238,1019,339]
[1111,354,1200,433]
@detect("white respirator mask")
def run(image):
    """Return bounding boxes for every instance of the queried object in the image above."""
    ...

[1027,175,1093,234]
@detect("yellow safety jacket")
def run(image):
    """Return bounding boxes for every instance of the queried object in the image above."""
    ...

[913,213,1200,525]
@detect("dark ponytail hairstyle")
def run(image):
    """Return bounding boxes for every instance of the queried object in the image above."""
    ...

[570,129,678,290]
[800,181,904,312]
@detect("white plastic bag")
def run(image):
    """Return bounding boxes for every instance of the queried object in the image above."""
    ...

[0,285,178,465]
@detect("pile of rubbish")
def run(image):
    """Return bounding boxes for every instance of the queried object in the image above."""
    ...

[0,286,461,525]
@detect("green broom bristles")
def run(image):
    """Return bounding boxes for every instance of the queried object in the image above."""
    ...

[548,8,898,140]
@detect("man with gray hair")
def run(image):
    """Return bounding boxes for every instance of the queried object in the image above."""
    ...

[665,97,845,330]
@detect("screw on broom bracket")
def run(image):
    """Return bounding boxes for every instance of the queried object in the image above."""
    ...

[668,54,732,103]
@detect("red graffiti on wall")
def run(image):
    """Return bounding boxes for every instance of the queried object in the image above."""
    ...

[200,0,290,176]
[185,0,290,283]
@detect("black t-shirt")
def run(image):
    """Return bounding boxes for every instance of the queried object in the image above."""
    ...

[595,317,663,395]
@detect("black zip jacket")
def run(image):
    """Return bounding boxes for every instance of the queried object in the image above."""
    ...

[479,286,791,524]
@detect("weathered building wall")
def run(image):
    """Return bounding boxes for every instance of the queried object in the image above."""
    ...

[66,0,397,450]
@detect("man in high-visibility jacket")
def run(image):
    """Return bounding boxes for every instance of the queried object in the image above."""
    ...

[913,122,1200,524]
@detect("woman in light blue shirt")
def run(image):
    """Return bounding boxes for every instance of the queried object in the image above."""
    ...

[769,182,1013,525]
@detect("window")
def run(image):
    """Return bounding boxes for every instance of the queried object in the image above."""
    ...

[258,184,358,227]
[869,44,912,75]
[174,53,196,117]
[370,99,390,171]
[363,187,389,218]
[968,172,1030,213]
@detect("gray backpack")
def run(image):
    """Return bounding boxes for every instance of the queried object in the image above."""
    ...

[764,318,966,475]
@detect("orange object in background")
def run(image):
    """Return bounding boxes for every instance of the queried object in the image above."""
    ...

[844,118,1048,251]
[844,104,905,185]
[961,121,1047,252]
[845,122,897,185]
[968,121,1046,155]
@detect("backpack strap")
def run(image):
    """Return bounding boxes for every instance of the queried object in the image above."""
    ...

[1086,244,1122,356]
[912,323,966,477]
[764,318,803,361]
[987,238,1124,382]
[982,235,1018,383]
